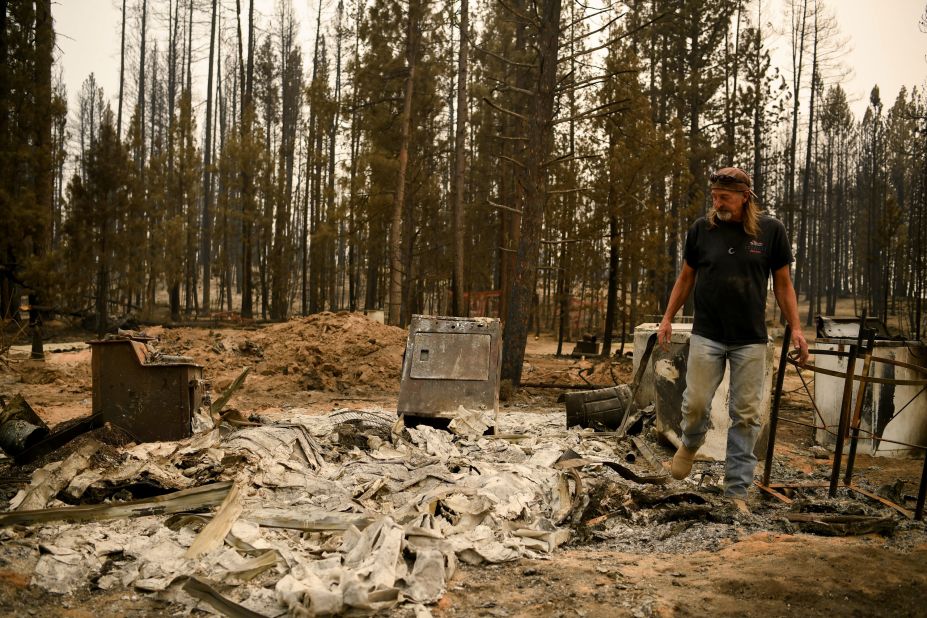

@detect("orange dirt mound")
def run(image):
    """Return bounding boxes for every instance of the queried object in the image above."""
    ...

[157,312,407,394]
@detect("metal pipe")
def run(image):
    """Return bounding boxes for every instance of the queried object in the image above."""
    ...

[845,329,877,484]
[916,451,927,521]
[763,325,791,487]
[777,416,927,451]
[829,343,858,497]
[795,362,829,431]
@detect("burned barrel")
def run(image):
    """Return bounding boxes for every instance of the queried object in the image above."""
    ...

[0,395,50,457]
[564,385,634,431]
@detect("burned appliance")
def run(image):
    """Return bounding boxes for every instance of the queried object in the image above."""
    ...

[90,338,205,442]
[397,315,502,429]
[633,322,774,461]
[813,337,927,457]
[570,334,600,358]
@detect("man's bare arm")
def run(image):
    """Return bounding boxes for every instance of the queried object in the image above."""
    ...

[772,264,809,364]
[657,262,696,349]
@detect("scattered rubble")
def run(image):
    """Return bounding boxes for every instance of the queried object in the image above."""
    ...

[1,317,925,616]
[1,403,920,616]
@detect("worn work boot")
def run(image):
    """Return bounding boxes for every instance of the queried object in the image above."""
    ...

[730,497,750,515]
[670,445,697,480]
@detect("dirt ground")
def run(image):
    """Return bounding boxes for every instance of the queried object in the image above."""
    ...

[1,312,926,617]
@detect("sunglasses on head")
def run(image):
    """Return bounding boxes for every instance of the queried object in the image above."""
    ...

[709,173,744,185]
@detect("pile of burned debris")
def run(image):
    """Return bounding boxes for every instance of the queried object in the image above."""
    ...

[0,402,919,616]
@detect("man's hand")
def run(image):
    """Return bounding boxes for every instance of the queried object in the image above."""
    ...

[791,328,810,365]
[657,321,672,351]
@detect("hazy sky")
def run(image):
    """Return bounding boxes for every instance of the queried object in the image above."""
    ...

[53,0,927,121]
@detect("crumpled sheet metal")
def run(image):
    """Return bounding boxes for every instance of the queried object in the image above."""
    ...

[6,408,632,615]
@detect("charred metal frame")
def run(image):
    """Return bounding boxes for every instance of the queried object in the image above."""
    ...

[759,320,927,520]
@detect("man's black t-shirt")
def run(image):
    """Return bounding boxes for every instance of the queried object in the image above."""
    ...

[683,215,793,344]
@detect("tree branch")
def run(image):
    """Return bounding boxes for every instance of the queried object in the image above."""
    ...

[488,78,536,97]
[557,69,637,94]
[489,199,523,215]
[495,153,526,168]
[469,38,535,69]
[563,6,613,30]
[547,187,592,195]
[498,0,539,27]
[482,96,528,123]
[560,11,669,62]
[562,10,626,48]
[553,98,630,125]
[543,153,601,167]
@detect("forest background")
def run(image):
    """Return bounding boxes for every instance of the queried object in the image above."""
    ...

[1,0,927,385]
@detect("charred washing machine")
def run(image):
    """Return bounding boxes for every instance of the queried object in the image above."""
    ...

[397,315,502,430]
[813,323,927,457]
[633,322,775,461]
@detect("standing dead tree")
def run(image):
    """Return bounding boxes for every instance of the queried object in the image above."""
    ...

[477,0,563,386]
[388,0,421,326]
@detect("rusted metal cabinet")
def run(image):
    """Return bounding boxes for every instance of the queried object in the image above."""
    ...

[397,315,502,427]
[90,339,204,442]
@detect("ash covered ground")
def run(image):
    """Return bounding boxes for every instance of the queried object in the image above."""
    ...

[0,312,925,617]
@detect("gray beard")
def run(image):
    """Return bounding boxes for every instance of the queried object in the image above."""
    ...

[716,210,733,222]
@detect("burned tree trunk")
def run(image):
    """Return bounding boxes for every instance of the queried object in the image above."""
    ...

[388,0,419,326]
[500,0,562,386]
[450,0,469,317]
[201,0,218,314]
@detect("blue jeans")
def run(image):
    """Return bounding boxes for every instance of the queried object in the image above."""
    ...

[680,334,768,497]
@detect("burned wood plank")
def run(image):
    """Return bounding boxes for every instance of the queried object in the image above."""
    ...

[182,576,269,618]
[0,481,232,527]
[185,482,243,558]
[629,436,669,479]
[783,513,898,536]
[754,482,795,504]
[246,509,373,531]
[211,367,251,416]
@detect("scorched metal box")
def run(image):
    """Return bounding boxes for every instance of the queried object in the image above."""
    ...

[90,338,204,442]
[397,315,502,427]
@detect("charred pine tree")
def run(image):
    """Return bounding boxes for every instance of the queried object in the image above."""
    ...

[494,0,563,386]
[388,0,420,326]
[239,0,257,319]
[201,0,218,314]
[28,0,53,358]
[116,0,127,139]
[450,0,469,317]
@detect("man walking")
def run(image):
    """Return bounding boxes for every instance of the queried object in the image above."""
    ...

[657,166,809,511]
